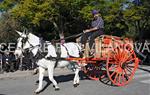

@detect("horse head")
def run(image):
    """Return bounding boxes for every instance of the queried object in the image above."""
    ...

[14,30,40,59]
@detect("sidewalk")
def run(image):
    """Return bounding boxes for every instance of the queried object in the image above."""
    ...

[0,70,34,80]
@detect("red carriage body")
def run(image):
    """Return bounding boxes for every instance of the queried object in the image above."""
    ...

[67,35,139,86]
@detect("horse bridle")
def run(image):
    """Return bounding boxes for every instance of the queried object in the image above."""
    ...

[17,33,40,54]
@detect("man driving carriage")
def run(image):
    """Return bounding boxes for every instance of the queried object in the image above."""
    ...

[81,10,104,51]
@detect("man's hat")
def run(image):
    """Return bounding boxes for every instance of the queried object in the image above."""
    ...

[92,10,99,15]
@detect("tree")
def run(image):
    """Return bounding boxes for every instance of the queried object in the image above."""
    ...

[80,0,150,39]
[0,0,150,42]
[0,0,88,40]
[0,13,20,42]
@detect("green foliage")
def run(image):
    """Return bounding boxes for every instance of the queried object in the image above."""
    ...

[0,0,150,42]
[0,0,18,11]
[10,0,57,26]
[0,13,20,42]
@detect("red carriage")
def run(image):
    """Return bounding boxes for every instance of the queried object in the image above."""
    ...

[67,35,139,86]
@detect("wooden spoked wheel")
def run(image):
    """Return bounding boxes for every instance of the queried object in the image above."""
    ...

[83,63,102,80]
[106,45,139,86]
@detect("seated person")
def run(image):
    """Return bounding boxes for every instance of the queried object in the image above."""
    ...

[81,10,104,50]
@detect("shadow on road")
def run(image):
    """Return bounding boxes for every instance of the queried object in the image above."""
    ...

[36,70,124,93]
[35,74,75,93]
[35,70,119,94]
[0,94,6,95]
[138,67,150,73]
[35,71,89,93]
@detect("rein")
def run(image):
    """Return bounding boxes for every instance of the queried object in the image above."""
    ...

[53,33,83,42]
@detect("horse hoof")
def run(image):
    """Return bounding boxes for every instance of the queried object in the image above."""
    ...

[34,91,39,95]
[55,88,60,91]
[34,89,41,94]
[35,83,38,85]
[73,83,79,87]
[33,69,39,75]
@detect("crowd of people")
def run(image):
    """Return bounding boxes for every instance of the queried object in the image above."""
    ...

[0,51,35,74]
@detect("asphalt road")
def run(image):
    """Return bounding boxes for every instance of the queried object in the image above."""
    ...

[0,66,150,95]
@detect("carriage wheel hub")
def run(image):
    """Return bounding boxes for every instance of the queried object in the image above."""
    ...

[121,63,126,69]
[117,66,123,73]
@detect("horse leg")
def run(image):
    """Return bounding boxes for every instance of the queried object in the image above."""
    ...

[35,66,45,93]
[73,67,80,87]
[47,66,60,91]
[33,67,39,75]
[76,71,80,84]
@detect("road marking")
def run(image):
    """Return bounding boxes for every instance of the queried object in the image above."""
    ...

[140,79,150,84]
[134,73,150,78]
[138,66,150,70]
[135,70,147,74]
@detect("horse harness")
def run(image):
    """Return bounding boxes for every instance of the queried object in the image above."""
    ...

[35,42,81,68]
[20,34,81,67]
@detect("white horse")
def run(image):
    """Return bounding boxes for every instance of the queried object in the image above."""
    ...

[14,31,82,93]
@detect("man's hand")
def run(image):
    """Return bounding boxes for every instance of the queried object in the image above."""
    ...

[83,27,98,33]
[83,29,90,33]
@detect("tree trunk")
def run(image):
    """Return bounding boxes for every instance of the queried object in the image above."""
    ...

[52,21,65,44]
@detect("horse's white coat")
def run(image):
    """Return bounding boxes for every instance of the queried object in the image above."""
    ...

[14,31,81,93]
